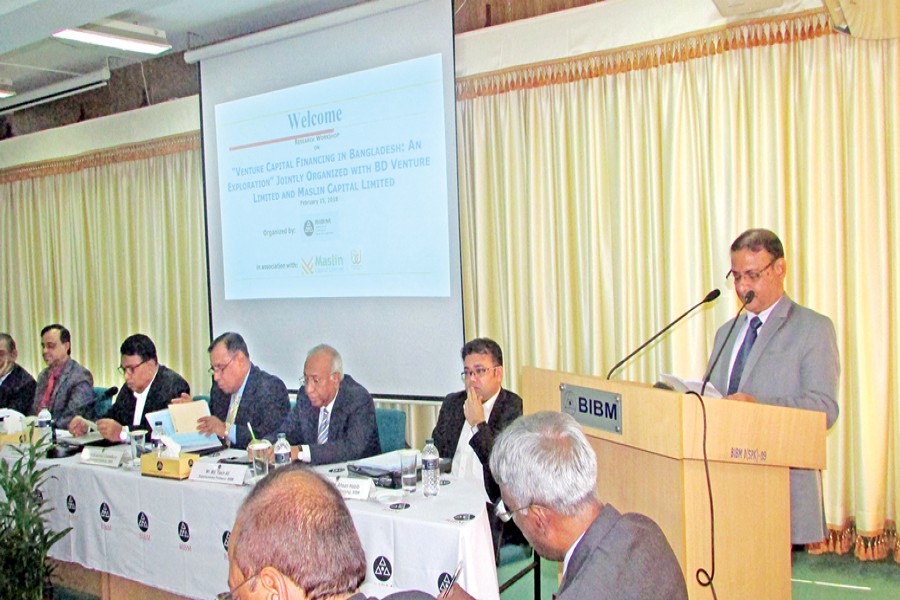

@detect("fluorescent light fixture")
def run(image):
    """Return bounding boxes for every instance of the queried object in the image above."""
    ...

[0,67,110,116]
[53,19,171,55]
[0,78,14,98]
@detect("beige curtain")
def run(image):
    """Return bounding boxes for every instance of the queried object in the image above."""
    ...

[0,133,210,398]
[456,10,900,560]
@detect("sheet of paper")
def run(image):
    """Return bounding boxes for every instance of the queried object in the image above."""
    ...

[168,400,210,433]
[659,373,722,398]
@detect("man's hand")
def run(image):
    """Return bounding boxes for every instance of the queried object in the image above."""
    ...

[442,583,475,600]
[68,416,89,437]
[727,392,758,403]
[463,384,485,427]
[170,392,193,404]
[97,418,123,442]
[197,415,227,438]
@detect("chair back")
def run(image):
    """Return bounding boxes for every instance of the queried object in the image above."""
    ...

[91,387,114,420]
[375,407,407,452]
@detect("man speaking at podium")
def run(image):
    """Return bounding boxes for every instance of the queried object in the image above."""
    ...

[705,228,839,546]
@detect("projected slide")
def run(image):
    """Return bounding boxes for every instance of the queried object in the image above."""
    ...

[215,54,450,300]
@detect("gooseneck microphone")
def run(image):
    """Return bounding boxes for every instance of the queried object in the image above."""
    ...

[700,291,755,395]
[606,289,722,380]
[103,386,119,399]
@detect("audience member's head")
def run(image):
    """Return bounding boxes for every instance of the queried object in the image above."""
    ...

[224,464,366,600]
[40,324,72,368]
[208,332,252,395]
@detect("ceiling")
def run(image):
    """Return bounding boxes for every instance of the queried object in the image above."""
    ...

[0,0,374,99]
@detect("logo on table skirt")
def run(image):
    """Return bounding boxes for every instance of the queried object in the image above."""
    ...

[389,502,410,511]
[178,521,191,543]
[99,502,111,522]
[137,512,150,532]
[438,572,454,595]
[373,556,393,582]
[222,530,231,551]
[66,495,77,514]
[453,513,475,521]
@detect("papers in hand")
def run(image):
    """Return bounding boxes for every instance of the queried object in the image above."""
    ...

[658,374,722,398]
[145,402,223,454]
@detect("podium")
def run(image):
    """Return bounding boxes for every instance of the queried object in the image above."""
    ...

[521,367,827,599]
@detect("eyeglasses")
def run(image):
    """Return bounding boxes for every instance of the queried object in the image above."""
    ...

[118,358,150,376]
[216,574,257,600]
[726,258,777,284]
[300,373,331,388]
[460,366,499,381]
[208,354,236,375]
[497,503,534,523]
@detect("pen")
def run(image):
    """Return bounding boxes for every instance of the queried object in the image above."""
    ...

[439,561,463,599]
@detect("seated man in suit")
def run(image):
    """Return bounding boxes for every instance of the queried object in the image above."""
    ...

[0,333,37,415]
[705,228,839,547]
[224,463,432,600]
[431,337,524,548]
[449,412,687,600]
[32,324,93,429]
[69,334,189,442]
[267,344,379,465]
[177,331,289,450]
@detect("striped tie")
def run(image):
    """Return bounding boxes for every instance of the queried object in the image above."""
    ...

[728,316,762,395]
[317,408,329,444]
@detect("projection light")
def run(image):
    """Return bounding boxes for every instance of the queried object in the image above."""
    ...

[53,19,171,55]
[0,79,14,98]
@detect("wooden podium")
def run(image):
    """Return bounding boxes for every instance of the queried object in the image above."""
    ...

[521,367,827,599]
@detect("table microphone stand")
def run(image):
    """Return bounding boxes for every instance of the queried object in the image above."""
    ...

[46,420,79,459]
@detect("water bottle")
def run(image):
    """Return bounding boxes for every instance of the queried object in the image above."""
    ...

[37,408,52,439]
[273,433,291,467]
[151,420,163,455]
[422,438,440,497]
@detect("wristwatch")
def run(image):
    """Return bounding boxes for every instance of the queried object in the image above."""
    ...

[119,426,130,442]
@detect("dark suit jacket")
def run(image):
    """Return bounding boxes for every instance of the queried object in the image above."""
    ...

[0,364,37,415]
[210,364,290,450]
[105,365,190,432]
[271,374,380,465]
[557,504,687,600]
[431,388,523,504]
[706,294,839,543]
[33,358,94,428]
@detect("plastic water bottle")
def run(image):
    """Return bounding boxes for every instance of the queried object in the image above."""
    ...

[273,433,291,467]
[37,408,52,439]
[151,421,163,455]
[422,438,440,497]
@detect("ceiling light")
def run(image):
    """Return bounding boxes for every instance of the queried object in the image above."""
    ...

[53,19,171,55]
[0,78,14,99]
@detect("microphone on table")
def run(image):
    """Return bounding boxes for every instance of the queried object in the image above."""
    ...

[101,386,119,399]
[700,291,755,396]
[606,289,721,380]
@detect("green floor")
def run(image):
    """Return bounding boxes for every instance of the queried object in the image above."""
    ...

[498,552,900,600]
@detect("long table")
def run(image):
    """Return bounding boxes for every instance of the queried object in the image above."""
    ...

[34,450,499,599]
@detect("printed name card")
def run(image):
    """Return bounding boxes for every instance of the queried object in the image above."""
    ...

[333,476,373,500]
[189,462,249,486]
[80,446,127,468]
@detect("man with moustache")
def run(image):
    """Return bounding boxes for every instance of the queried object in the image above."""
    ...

[32,324,93,428]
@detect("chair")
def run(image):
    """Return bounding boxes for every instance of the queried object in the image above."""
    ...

[374,407,406,452]
[192,394,211,407]
[498,543,540,599]
[90,387,114,420]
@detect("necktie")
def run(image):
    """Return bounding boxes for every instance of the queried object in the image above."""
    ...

[38,369,59,412]
[728,316,762,395]
[224,393,241,446]
[317,407,330,444]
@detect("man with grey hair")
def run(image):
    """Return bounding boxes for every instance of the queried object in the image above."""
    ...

[0,333,36,415]
[223,464,433,600]
[705,228,839,546]
[474,411,686,600]
[266,344,380,465]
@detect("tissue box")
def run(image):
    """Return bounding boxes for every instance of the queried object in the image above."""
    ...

[140,452,200,479]
[0,429,40,447]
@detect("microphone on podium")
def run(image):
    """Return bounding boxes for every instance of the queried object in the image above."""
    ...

[606,289,721,380]
[700,291,755,396]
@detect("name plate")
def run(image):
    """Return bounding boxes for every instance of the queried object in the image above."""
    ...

[333,476,373,500]
[80,446,127,468]
[561,383,623,434]
[189,462,249,486]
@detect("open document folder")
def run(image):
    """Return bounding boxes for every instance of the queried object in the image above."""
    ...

[658,373,722,398]
[145,401,223,454]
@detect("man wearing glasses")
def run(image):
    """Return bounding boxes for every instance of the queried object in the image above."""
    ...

[32,323,93,429]
[69,334,188,442]
[705,228,839,547]
[181,331,290,450]
[266,343,379,465]
[447,411,686,600]
[431,338,524,548]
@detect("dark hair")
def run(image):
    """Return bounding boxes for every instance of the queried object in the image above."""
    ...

[233,464,366,599]
[730,228,784,260]
[208,331,249,358]
[40,324,71,355]
[0,333,16,354]
[461,337,503,366]
[120,334,157,362]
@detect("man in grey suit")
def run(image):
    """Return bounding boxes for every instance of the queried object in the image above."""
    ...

[705,228,840,546]
[268,344,380,465]
[179,332,289,450]
[449,411,687,600]
[32,324,93,429]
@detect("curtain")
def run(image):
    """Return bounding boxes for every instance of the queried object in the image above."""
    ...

[456,10,900,560]
[0,133,210,400]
